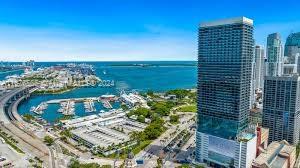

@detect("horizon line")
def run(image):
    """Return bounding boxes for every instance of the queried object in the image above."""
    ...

[1,60,197,63]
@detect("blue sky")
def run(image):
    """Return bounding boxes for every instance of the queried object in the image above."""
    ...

[0,0,300,61]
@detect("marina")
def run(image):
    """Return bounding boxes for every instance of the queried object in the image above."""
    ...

[58,100,75,115]
[28,94,120,119]
[17,61,196,123]
[84,99,96,112]
[30,102,48,115]
[46,96,116,112]
[100,99,113,109]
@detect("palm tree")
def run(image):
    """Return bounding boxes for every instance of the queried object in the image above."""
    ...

[129,131,140,143]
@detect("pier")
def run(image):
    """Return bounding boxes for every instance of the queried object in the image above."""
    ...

[31,102,47,115]
[84,99,96,113]
[58,100,75,115]
[101,99,113,109]
[44,95,117,115]
[46,97,98,104]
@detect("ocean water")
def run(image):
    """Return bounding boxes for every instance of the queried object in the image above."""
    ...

[0,69,24,80]
[13,61,197,123]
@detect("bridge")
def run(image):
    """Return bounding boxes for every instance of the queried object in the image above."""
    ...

[0,86,35,124]
[0,86,56,168]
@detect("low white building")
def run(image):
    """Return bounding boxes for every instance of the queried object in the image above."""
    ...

[62,109,125,129]
[120,93,147,107]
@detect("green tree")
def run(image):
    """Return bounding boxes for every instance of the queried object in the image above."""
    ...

[60,129,72,138]
[178,164,190,168]
[170,115,179,124]
[23,114,34,122]
[121,104,129,111]
[166,89,190,99]
[44,136,54,146]
[144,119,165,139]
[152,103,169,116]
[128,107,151,118]
[195,166,205,168]
[147,90,154,96]
[137,115,145,123]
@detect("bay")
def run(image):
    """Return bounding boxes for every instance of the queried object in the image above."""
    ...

[14,61,197,123]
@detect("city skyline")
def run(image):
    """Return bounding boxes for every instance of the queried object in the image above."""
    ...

[1,0,300,61]
[0,8,300,167]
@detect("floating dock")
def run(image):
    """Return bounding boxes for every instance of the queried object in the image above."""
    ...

[84,99,96,113]
[30,102,47,115]
[58,100,75,115]
[101,99,113,109]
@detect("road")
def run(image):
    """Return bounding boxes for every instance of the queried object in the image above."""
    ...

[0,87,56,168]
[135,113,195,168]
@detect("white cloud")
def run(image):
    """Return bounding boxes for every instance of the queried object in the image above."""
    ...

[0,25,196,62]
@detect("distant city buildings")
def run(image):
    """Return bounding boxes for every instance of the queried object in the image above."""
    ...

[285,32,300,58]
[262,76,300,145]
[266,33,283,77]
[251,45,265,108]
[196,17,257,168]
[254,45,265,89]
[283,32,300,75]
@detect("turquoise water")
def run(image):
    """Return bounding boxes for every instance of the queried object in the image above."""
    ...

[14,61,197,123]
[0,69,24,80]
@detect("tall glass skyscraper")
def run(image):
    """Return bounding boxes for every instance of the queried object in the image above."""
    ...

[197,17,253,139]
[196,17,257,168]
[284,32,300,58]
[266,33,283,77]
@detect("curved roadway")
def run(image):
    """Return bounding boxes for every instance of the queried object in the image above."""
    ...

[0,86,56,168]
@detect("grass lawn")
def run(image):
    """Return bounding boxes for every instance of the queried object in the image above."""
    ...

[176,104,197,112]
[132,140,152,155]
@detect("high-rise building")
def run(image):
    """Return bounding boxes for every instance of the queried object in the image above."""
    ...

[266,33,283,77]
[262,75,300,145]
[250,45,265,108]
[253,45,265,89]
[283,53,299,75]
[284,32,300,58]
[196,17,257,168]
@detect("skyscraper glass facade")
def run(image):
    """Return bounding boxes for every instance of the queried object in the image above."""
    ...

[266,33,283,77]
[197,17,254,140]
[284,32,300,57]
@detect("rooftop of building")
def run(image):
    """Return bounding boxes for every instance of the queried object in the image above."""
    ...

[71,125,130,148]
[237,131,256,142]
[250,108,262,113]
[285,32,300,46]
[267,32,281,39]
[200,16,253,28]
[252,140,296,168]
